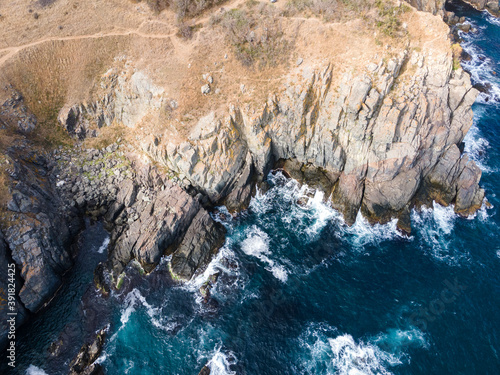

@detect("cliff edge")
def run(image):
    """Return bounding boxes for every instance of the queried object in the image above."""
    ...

[0,0,487,348]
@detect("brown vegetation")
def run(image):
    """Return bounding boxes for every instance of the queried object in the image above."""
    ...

[134,0,227,19]
[210,4,292,67]
[82,123,128,150]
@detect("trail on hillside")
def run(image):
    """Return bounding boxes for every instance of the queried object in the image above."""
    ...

[0,26,178,68]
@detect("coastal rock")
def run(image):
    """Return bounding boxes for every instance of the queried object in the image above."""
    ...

[62,37,483,233]
[459,0,500,15]
[404,0,446,14]
[110,180,201,274]
[170,209,226,281]
[0,230,28,349]
[68,328,106,375]
[2,153,83,312]
[415,143,485,216]
[151,53,481,229]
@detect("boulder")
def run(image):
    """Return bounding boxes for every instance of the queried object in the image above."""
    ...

[170,210,226,282]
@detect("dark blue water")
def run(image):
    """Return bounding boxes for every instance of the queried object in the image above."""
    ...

[9,4,500,375]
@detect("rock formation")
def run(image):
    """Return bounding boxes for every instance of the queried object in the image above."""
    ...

[459,0,500,14]
[141,52,482,226]
[406,0,447,14]
[68,328,107,375]
[0,0,490,350]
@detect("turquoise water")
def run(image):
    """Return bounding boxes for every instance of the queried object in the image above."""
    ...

[6,3,500,375]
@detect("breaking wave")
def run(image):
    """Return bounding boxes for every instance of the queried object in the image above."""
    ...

[298,323,426,375]
[206,348,238,375]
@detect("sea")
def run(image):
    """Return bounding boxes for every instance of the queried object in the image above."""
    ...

[5,2,500,374]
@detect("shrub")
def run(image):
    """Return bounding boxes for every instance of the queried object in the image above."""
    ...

[217,6,291,67]
[177,22,194,39]
[309,0,339,21]
[375,0,410,37]
[285,0,341,21]
[451,43,463,70]
[145,0,172,14]
[139,0,227,19]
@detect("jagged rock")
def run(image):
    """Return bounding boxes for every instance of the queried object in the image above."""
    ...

[221,153,256,212]
[199,365,211,375]
[279,159,339,200]
[458,23,472,32]
[58,69,164,138]
[2,155,83,313]
[0,5,487,346]
[170,209,226,282]
[414,143,485,217]
[405,0,446,14]
[93,263,111,295]
[135,50,483,230]
[0,230,28,349]
[110,180,201,275]
[455,157,485,216]
[459,0,500,15]
[68,328,106,375]
[0,87,36,133]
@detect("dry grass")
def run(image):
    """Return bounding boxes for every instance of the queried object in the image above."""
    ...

[82,123,128,150]
[211,4,293,68]
[284,0,374,21]
[283,0,410,37]
[0,0,446,151]
[133,0,227,19]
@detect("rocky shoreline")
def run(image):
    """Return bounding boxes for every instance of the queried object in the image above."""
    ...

[0,0,493,373]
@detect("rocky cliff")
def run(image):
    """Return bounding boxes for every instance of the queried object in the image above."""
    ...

[405,0,499,15]
[406,0,447,14]
[0,0,488,349]
[459,0,500,14]
[141,49,483,227]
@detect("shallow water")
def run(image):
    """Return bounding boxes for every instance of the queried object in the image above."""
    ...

[5,3,500,375]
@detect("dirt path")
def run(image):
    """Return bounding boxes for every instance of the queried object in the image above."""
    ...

[0,0,254,69]
[0,27,178,68]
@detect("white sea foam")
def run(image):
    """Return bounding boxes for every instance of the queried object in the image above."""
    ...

[372,328,428,352]
[97,236,110,254]
[186,244,239,291]
[250,173,336,240]
[120,288,161,328]
[206,349,238,375]
[26,366,49,375]
[241,226,288,282]
[241,226,270,258]
[486,11,500,27]
[410,202,469,264]
[299,324,426,375]
[328,334,400,375]
[459,25,500,105]
[343,213,406,249]
[304,189,337,237]
[464,120,493,173]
